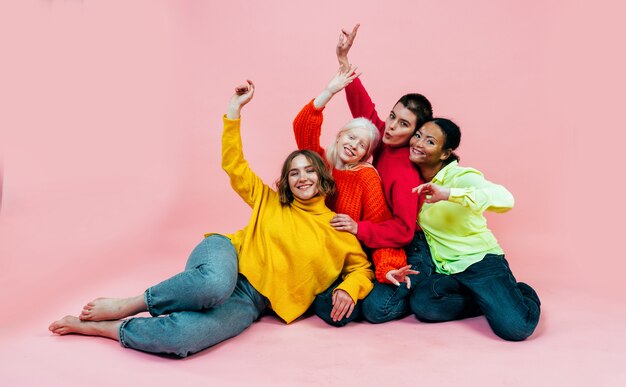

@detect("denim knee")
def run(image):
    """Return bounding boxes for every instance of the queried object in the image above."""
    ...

[313,292,359,327]
[488,283,541,341]
[194,263,237,306]
[193,236,238,306]
[361,284,410,323]
[489,314,538,342]
[518,282,541,307]
[409,282,437,322]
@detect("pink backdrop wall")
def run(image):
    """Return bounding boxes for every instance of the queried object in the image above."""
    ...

[1,0,624,335]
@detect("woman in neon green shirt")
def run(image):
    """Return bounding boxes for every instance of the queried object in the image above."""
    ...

[408,118,541,341]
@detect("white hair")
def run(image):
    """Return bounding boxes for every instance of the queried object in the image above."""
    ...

[326,118,380,170]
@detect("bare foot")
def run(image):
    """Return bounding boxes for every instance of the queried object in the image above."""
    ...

[79,295,146,321]
[48,315,121,340]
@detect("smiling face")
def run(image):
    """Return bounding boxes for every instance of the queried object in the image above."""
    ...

[287,154,320,201]
[409,121,451,167]
[335,127,371,167]
[383,102,418,147]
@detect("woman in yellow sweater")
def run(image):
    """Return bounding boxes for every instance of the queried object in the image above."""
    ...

[48,80,374,357]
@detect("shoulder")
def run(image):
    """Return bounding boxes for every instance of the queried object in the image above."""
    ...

[445,164,487,187]
[349,164,382,184]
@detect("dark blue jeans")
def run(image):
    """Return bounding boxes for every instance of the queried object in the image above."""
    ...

[410,254,541,341]
[361,231,435,323]
[313,278,363,327]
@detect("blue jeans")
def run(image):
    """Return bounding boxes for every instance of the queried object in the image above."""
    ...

[410,254,541,341]
[118,235,269,357]
[361,231,435,323]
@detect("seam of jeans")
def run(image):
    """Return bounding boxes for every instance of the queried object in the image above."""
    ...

[380,286,405,317]
[118,319,131,348]
[144,288,157,316]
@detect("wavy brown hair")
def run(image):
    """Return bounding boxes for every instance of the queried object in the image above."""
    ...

[276,149,335,205]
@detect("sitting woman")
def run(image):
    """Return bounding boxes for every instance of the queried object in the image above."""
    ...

[333,25,434,323]
[408,118,541,341]
[293,66,417,326]
[48,80,374,357]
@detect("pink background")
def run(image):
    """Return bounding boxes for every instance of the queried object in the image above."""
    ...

[1,1,625,385]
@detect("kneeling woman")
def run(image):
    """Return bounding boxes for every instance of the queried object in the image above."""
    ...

[49,81,374,357]
[409,118,540,341]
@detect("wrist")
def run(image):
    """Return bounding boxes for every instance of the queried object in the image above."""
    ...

[227,105,241,119]
[313,89,333,109]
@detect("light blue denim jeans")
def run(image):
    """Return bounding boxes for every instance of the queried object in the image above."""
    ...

[118,235,268,357]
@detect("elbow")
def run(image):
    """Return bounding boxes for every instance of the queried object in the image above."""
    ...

[398,232,414,246]
[505,191,515,211]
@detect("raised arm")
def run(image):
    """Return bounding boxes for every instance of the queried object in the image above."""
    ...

[293,66,360,156]
[313,65,361,109]
[227,80,254,119]
[335,24,386,131]
[222,80,267,207]
[336,23,359,69]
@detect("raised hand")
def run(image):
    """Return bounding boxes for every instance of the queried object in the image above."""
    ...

[385,265,420,289]
[330,289,355,322]
[412,182,451,204]
[227,80,255,119]
[336,23,360,69]
[326,64,361,94]
[313,65,362,109]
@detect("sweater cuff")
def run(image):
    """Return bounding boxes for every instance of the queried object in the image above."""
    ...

[223,114,241,123]
[308,98,326,112]
[373,252,408,284]
[334,281,362,304]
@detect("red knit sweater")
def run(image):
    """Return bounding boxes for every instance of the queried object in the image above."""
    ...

[293,100,407,283]
[345,78,424,248]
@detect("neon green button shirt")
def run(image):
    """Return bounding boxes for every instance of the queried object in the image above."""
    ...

[419,161,514,275]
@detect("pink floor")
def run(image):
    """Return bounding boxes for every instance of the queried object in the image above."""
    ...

[3,285,626,386]
[2,245,625,386]
[3,1,626,385]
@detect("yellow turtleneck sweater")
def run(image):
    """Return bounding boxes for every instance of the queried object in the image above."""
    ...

[206,116,374,324]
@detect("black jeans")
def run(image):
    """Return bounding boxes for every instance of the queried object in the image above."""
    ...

[313,278,363,327]
[410,254,541,341]
[361,231,434,323]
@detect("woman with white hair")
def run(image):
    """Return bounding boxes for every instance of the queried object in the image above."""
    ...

[293,66,416,326]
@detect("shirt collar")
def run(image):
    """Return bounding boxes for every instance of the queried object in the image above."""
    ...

[432,160,458,184]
